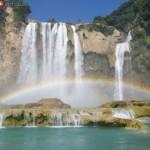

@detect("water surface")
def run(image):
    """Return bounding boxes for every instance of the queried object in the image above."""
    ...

[0,127,150,150]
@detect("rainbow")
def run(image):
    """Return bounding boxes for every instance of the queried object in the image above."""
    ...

[0,78,150,103]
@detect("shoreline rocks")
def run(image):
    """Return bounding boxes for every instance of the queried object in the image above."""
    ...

[0,100,149,129]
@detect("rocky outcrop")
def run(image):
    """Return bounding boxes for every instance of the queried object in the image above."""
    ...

[77,27,122,67]
[0,7,24,86]
[100,101,150,119]
[0,100,148,129]
[65,24,123,78]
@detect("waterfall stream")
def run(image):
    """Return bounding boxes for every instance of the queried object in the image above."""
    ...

[112,108,135,120]
[49,112,82,127]
[0,114,4,128]
[18,23,37,85]
[114,32,132,100]
[71,25,84,79]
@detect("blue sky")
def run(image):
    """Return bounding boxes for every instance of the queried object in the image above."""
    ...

[27,0,127,23]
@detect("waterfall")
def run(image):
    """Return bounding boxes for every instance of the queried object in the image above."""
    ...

[71,25,84,79]
[51,113,63,126]
[71,114,81,126]
[53,23,68,78]
[0,114,4,128]
[114,32,132,100]
[18,22,84,86]
[112,108,134,120]
[32,112,36,127]
[18,23,37,85]
[49,112,82,127]
[26,112,37,128]
[18,22,68,85]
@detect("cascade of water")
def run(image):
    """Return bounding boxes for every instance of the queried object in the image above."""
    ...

[41,23,58,81]
[18,23,37,85]
[18,22,69,85]
[25,112,37,128]
[112,108,135,120]
[51,113,63,126]
[0,113,4,128]
[71,114,81,126]
[49,112,82,127]
[53,23,68,78]
[32,112,36,127]
[41,23,48,81]
[71,25,84,79]
[114,32,132,100]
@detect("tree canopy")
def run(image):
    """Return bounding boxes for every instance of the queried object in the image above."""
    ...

[93,0,150,34]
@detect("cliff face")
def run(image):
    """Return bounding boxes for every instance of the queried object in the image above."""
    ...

[0,7,24,86]
[78,28,122,66]
[77,26,122,77]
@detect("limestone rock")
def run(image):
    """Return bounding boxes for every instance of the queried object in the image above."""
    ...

[77,27,122,67]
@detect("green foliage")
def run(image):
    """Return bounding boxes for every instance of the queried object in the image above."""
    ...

[0,9,6,31]
[93,0,150,76]
[93,0,150,34]
[0,0,31,27]
[11,0,31,24]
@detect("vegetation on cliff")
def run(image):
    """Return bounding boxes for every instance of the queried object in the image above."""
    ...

[93,0,150,81]
[0,0,31,27]
[93,0,150,33]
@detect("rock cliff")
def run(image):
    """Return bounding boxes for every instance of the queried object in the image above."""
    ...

[0,7,24,86]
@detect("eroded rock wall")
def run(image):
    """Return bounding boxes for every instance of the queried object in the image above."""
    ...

[0,7,24,86]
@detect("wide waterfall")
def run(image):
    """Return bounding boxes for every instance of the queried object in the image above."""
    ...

[18,22,83,86]
[114,32,132,100]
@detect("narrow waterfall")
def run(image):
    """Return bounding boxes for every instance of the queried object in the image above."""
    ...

[71,25,84,79]
[112,108,134,120]
[51,113,63,126]
[114,32,132,100]
[18,22,68,85]
[25,112,37,128]
[0,114,4,128]
[32,112,36,127]
[71,114,81,126]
